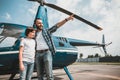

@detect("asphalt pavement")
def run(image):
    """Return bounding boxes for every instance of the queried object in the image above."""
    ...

[0,63,120,80]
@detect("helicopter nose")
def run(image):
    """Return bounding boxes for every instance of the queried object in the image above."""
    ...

[0,24,4,34]
[0,24,4,29]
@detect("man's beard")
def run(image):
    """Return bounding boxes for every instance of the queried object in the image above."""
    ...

[37,26,43,30]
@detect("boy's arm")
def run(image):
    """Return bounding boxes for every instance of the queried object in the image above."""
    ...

[48,14,74,34]
[19,46,23,62]
[19,46,24,71]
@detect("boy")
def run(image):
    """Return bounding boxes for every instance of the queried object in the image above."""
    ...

[19,27,36,80]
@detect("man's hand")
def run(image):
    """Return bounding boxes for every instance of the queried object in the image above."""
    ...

[19,62,25,71]
[66,14,74,21]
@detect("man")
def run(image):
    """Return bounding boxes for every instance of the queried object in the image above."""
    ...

[34,14,74,80]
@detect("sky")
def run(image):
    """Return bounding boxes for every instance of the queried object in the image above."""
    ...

[0,0,120,58]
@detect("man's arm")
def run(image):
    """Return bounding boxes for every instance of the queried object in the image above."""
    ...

[56,14,74,28]
[48,14,74,34]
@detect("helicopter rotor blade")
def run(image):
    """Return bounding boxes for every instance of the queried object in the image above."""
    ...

[44,3,103,31]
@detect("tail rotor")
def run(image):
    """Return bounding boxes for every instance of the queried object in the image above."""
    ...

[101,34,112,56]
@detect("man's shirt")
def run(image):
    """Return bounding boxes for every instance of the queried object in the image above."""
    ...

[36,31,49,50]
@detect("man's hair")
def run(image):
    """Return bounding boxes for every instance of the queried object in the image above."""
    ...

[34,18,42,23]
[25,27,35,36]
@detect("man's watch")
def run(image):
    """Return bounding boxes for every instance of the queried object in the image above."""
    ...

[65,18,68,21]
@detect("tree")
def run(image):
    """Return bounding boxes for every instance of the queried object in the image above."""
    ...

[87,55,94,58]
[94,53,100,57]
[79,53,83,58]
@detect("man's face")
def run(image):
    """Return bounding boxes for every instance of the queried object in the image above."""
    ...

[35,19,43,30]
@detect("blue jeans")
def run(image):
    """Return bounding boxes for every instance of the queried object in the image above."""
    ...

[19,61,34,80]
[35,50,54,80]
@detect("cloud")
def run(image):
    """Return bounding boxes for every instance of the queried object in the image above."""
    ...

[28,3,39,15]
[47,0,120,57]
[27,0,119,57]
[99,0,120,56]
[28,8,36,14]
[48,0,82,22]
[5,13,11,20]
[1,0,119,58]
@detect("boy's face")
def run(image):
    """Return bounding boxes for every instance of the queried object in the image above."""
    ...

[28,31,35,38]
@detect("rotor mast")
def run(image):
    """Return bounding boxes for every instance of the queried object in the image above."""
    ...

[28,0,45,5]
[37,0,45,5]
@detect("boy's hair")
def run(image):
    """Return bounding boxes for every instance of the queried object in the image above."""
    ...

[25,27,35,36]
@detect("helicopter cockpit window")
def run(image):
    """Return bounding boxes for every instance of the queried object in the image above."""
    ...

[65,38,68,43]
[58,37,68,43]
[0,36,17,47]
[0,25,4,34]
[0,24,25,38]
[62,37,68,43]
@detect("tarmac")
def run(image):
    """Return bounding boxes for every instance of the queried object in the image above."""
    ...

[0,63,120,80]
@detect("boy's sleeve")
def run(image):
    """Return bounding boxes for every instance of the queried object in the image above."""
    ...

[20,39,24,47]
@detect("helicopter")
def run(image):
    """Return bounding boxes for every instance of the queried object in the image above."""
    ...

[0,0,112,80]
